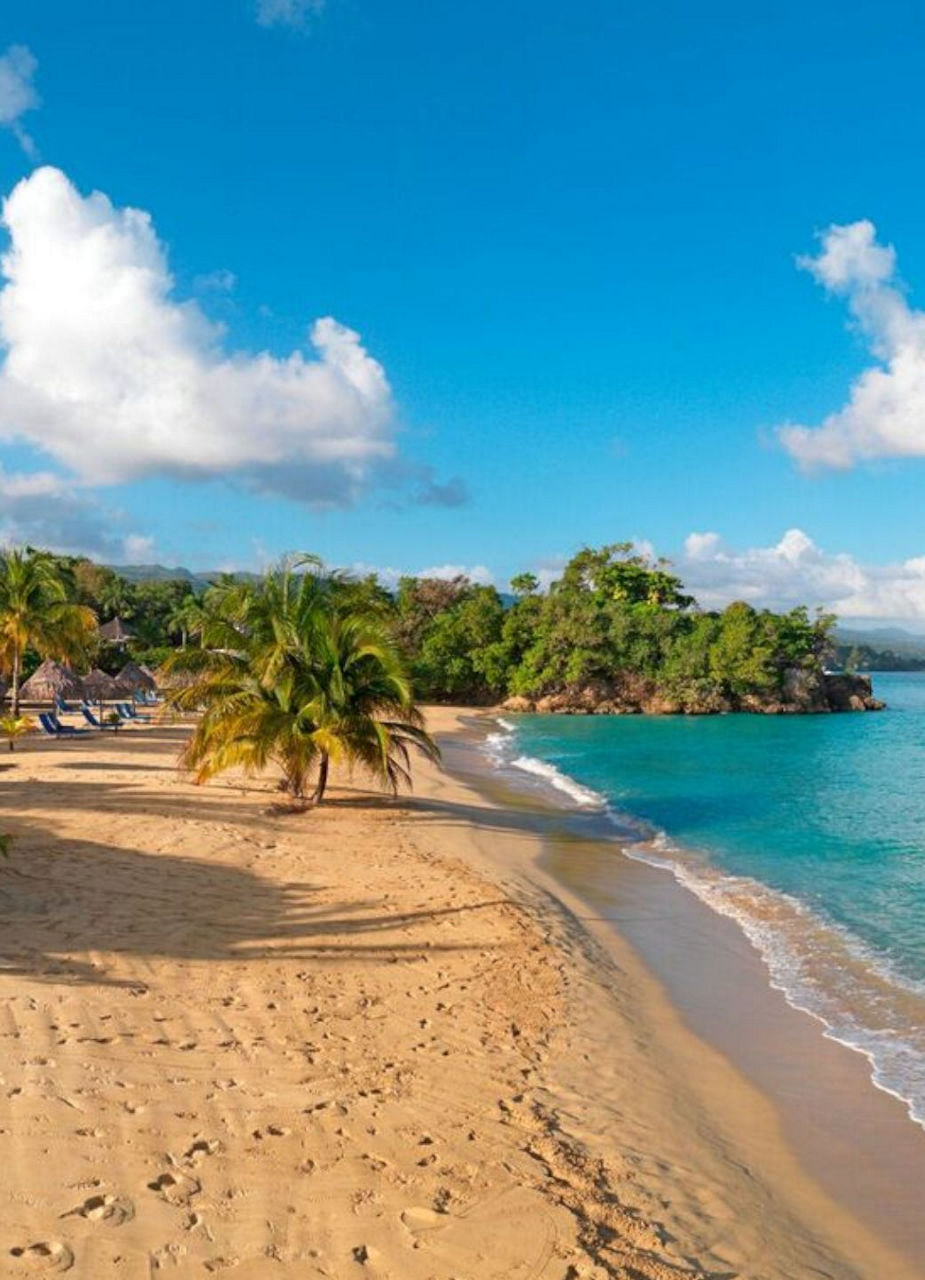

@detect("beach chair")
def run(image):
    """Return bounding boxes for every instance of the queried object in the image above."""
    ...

[117,702,152,723]
[40,711,91,738]
[81,707,121,731]
[55,696,78,714]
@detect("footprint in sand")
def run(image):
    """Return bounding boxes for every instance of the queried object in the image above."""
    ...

[8,1240,75,1272]
[62,1193,134,1226]
[183,1138,222,1166]
[400,1207,442,1236]
[251,1125,290,1140]
[146,1170,201,1206]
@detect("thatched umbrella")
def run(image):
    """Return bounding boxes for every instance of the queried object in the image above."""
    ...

[117,659,156,696]
[81,668,129,723]
[19,660,84,706]
[99,616,135,649]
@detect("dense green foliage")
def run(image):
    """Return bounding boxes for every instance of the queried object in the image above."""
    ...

[393,544,835,709]
[0,542,837,713]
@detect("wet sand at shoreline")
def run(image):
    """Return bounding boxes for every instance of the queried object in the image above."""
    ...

[0,709,918,1277]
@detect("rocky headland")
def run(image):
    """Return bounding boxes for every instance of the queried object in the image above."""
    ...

[501,670,885,716]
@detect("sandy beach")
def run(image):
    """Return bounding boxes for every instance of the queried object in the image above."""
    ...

[0,707,919,1278]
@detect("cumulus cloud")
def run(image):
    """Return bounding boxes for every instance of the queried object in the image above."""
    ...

[779,220,925,468]
[0,167,402,506]
[680,528,925,619]
[0,44,38,157]
[256,0,325,29]
[0,466,154,561]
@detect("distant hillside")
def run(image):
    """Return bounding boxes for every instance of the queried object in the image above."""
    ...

[834,626,925,671]
[109,564,259,591]
[835,626,925,657]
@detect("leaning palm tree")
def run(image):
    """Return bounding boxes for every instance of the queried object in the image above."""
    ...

[305,609,439,805]
[0,549,98,715]
[164,556,438,806]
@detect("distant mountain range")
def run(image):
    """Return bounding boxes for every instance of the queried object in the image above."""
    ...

[109,563,258,591]
[834,626,925,660]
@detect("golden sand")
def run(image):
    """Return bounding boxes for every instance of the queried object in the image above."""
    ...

[0,708,915,1278]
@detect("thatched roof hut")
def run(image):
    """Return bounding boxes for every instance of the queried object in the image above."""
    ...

[118,660,157,693]
[20,660,84,703]
[99,616,134,647]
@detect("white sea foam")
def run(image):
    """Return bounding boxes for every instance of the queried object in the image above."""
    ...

[623,832,925,1129]
[509,755,607,808]
[481,717,925,1131]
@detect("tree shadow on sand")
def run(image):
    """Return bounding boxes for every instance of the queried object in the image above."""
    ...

[0,814,498,988]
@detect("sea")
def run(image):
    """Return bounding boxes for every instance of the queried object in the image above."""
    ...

[482,671,925,1132]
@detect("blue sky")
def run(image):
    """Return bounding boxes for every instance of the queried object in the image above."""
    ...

[3,1,925,619]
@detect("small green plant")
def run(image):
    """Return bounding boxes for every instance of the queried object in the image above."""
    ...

[0,833,12,859]
[0,714,36,752]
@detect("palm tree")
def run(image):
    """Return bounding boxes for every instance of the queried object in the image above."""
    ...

[0,549,98,715]
[0,714,36,751]
[306,609,439,805]
[166,594,204,649]
[164,557,438,806]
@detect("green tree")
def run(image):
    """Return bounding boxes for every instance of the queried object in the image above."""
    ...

[0,549,97,714]
[166,594,204,648]
[413,586,507,701]
[708,602,777,698]
[509,572,539,597]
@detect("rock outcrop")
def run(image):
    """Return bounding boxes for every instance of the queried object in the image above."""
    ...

[500,669,885,716]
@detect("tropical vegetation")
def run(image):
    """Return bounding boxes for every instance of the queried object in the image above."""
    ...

[0,541,844,727]
[0,549,97,714]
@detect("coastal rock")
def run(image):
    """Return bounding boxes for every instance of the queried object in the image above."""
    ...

[498,671,885,717]
[822,673,885,713]
[640,694,683,715]
[501,695,535,713]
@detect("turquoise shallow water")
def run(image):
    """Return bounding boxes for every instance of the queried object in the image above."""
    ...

[484,672,925,1128]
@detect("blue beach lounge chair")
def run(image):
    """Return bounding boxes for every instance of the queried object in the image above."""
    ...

[81,707,121,731]
[117,702,152,723]
[40,711,91,738]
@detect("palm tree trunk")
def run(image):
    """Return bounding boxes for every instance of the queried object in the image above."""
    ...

[311,752,330,806]
[10,648,21,718]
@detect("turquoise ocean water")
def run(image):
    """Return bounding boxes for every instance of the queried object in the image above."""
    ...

[484,671,925,1129]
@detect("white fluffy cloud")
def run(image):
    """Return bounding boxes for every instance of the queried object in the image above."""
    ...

[256,0,325,28]
[779,220,925,468]
[0,44,38,156]
[0,167,398,506]
[681,528,925,619]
